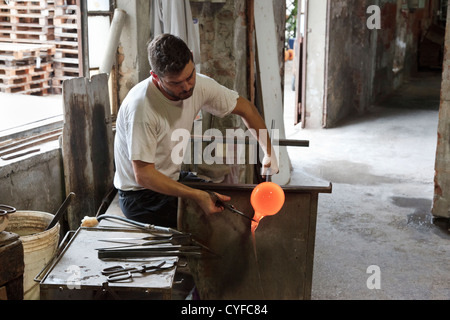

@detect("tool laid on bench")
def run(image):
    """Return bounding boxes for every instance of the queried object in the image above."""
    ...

[97,245,203,259]
[95,233,192,250]
[96,214,183,234]
[98,234,188,243]
[101,260,177,282]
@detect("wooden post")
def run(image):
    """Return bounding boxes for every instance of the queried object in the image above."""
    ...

[254,0,291,185]
[246,0,255,104]
[62,74,114,230]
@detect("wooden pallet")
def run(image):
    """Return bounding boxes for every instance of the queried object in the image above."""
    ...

[53,15,76,29]
[54,0,76,6]
[5,14,53,26]
[0,42,54,56]
[0,78,51,95]
[0,22,43,36]
[50,74,72,93]
[0,42,52,57]
[53,0,80,78]
[9,23,53,34]
[0,73,28,85]
[54,26,76,40]
[0,56,52,69]
[0,62,52,75]
[54,46,76,59]
[0,10,53,18]
[0,0,81,92]
[53,59,77,76]
[1,0,55,9]
[0,69,52,86]
[54,4,77,16]
[0,28,54,42]
[0,43,54,71]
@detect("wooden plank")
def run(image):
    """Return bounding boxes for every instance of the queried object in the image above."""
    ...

[246,0,255,104]
[254,0,291,185]
[62,74,114,230]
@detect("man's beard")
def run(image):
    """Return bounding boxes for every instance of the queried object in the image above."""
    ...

[161,83,194,101]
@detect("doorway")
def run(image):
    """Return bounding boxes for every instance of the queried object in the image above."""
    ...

[284,0,307,134]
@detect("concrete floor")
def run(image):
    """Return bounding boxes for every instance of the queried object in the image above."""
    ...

[283,68,449,300]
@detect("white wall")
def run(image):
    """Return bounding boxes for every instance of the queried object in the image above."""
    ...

[305,0,328,128]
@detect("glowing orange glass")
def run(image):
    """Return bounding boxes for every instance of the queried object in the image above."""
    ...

[250,182,285,232]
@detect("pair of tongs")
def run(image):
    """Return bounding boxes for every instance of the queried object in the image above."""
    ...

[96,233,192,250]
[207,191,256,222]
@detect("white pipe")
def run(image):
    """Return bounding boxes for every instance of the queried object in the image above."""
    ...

[99,8,127,75]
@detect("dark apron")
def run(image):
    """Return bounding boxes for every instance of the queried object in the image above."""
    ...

[118,171,207,228]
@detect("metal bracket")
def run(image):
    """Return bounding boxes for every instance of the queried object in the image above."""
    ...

[94,282,121,300]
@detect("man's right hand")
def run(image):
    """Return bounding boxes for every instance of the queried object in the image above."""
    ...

[195,190,231,215]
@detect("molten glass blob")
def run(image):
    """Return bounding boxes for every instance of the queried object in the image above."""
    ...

[250,182,285,233]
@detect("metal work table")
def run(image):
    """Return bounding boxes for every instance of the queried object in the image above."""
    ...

[39,224,178,300]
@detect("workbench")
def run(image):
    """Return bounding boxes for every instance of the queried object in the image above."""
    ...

[39,222,179,300]
[178,182,332,300]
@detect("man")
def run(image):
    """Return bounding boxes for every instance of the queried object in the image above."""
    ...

[114,33,278,228]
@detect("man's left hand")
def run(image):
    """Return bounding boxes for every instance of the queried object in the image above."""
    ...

[261,154,279,177]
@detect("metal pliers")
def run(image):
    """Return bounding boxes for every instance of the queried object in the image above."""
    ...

[207,191,256,222]
[101,260,176,282]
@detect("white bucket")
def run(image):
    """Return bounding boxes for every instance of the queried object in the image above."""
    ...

[5,211,60,300]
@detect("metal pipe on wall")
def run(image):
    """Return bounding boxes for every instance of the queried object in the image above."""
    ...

[100,8,127,75]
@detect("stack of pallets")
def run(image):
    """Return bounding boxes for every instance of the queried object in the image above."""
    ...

[0,40,54,94]
[0,0,81,95]
[0,0,55,44]
[52,0,80,93]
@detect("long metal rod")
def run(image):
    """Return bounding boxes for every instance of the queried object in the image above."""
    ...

[96,214,183,234]
[46,192,75,231]
[266,119,275,182]
[190,135,309,147]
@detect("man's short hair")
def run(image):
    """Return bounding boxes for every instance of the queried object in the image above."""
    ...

[148,34,193,77]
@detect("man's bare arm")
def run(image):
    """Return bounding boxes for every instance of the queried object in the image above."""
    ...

[132,160,230,214]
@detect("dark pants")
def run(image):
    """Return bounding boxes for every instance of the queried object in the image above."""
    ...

[118,171,206,228]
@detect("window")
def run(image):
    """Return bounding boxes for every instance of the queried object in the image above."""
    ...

[0,0,115,154]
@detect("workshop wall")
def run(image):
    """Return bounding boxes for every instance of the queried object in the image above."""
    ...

[116,0,151,103]
[433,3,450,219]
[0,147,64,215]
[324,0,439,128]
[190,0,251,183]
[189,0,285,184]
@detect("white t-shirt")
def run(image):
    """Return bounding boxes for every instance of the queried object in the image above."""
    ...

[113,73,239,191]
